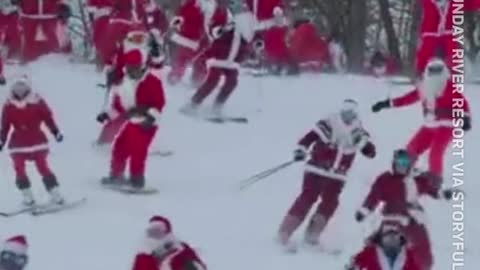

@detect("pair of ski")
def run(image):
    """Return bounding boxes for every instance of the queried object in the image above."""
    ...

[0,198,87,217]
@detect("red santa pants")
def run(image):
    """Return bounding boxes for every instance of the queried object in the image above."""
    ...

[21,17,60,62]
[110,122,157,180]
[406,126,452,178]
[11,150,54,180]
[97,116,127,145]
[168,45,197,85]
[406,222,432,270]
[191,67,238,106]
[279,172,344,240]
[0,13,21,58]
[415,34,456,74]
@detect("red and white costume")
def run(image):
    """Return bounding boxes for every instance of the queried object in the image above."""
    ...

[289,22,329,72]
[18,0,67,61]
[104,50,165,183]
[278,103,376,246]
[389,60,470,178]
[189,13,254,110]
[357,169,445,270]
[167,0,209,85]
[245,0,290,67]
[86,0,114,64]
[132,216,207,270]
[0,1,21,58]
[0,75,62,202]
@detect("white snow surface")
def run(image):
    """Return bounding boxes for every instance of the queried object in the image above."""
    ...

[0,55,478,270]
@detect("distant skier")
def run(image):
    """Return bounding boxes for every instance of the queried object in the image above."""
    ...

[181,2,258,118]
[355,150,454,270]
[98,48,165,190]
[372,56,471,182]
[345,221,420,270]
[277,99,376,251]
[0,235,29,270]
[0,74,65,206]
[131,216,207,270]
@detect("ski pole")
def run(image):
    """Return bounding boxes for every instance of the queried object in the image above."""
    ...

[239,160,296,191]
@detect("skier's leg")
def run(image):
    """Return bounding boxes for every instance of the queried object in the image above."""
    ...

[11,153,34,205]
[428,126,453,180]
[129,125,157,188]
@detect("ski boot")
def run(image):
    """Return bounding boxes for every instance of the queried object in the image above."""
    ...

[303,214,327,247]
[101,175,127,186]
[21,188,35,207]
[48,187,65,205]
[130,176,145,191]
[179,102,199,117]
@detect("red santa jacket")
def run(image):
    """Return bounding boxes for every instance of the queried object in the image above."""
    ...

[205,26,252,70]
[131,243,206,270]
[170,0,205,51]
[358,170,441,226]
[0,93,59,154]
[297,114,376,181]
[107,70,165,125]
[246,0,285,30]
[19,0,65,19]
[348,244,420,270]
[390,81,470,128]
[109,0,147,25]
[420,0,454,37]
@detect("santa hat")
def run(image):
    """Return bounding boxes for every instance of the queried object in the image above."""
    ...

[123,49,147,67]
[2,235,28,255]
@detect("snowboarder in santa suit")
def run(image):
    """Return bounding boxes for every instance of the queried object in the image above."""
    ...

[371,55,471,183]
[0,75,64,205]
[16,0,71,62]
[131,216,207,270]
[97,48,166,190]
[181,2,259,117]
[355,150,454,270]
[277,99,376,251]
[0,235,29,270]
[345,221,420,270]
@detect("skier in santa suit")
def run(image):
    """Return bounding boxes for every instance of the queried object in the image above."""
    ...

[372,56,471,182]
[277,99,376,251]
[0,74,65,206]
[355,150,454,270]
[131,216,207,270]
[181,3,258,116]
[190,0,230,87]
[415,0,456,74]
[345,221,420,270]
[0,235,29,270]
[245,0,295,74]
[0,57,5,85]
[17,0,71,62]
[0,0,21,59]
[368,50,398,77]
[97,25,165,146]
[289,19,328,72]
[167,0,211,85]
[86,0,114,67]
[98,48,165,189]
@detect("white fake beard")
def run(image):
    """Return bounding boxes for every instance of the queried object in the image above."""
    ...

[420,70,449,103]
[234,12,256,42]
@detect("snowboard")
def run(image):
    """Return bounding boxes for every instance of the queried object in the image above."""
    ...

[0,198,87,217]
[102,184,158,195]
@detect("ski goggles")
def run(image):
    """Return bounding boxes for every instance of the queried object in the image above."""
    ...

[393,155,412,171]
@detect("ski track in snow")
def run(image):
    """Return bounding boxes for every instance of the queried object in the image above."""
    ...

[0,55,478,270]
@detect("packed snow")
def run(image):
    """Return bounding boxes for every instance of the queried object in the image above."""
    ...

[0,55,478,270]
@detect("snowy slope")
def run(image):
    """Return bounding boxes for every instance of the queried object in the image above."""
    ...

[0,55,478,270]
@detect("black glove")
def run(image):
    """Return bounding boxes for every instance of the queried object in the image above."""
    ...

[0,75,5,85]
[54,132,64,142]
[371,99,391,113]
[140,114,156,129]
[293,148,307,162]
[149,38,161,58]
[57,3,71,22]
[463,116,471,131]
[106,69,118,88]
[442,189,453,200]
[355,211,365,222]
[96,112,110,123]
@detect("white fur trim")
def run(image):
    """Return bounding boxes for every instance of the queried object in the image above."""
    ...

[170,33,199,50]
[312,125,330,143]
[9,143,49,154]
[206,59,240,70]
[19,12,56,19]
[7,93,41,108]
[382,214,410,226]
[109,18,134,25]
[422,31,453,37]
[304,164,347,181]
[255,18,286,31]
[273,6,283,16]
[3,242,27,254]
[148,108,162,121]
